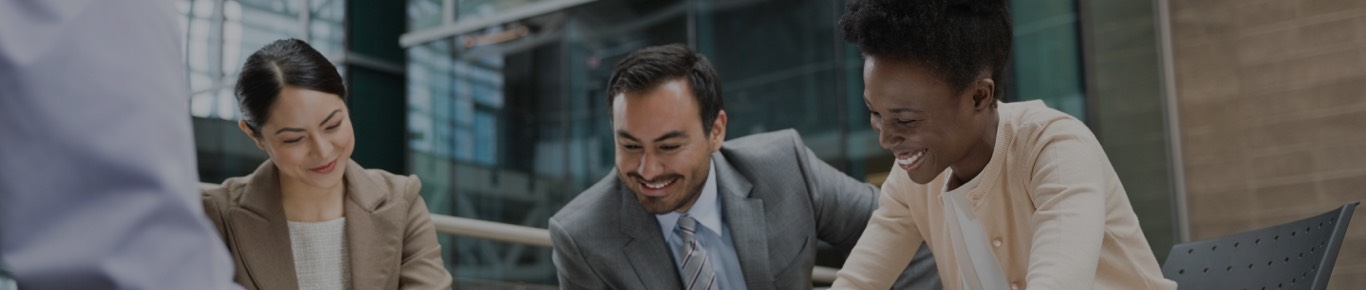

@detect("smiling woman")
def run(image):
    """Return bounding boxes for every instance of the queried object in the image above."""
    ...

[199,38,453,290]
[831,0,1176,289]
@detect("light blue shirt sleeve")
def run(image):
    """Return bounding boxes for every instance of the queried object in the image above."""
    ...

[0,0,240,289]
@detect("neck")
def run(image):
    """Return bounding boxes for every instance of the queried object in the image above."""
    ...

[673,191,703,214]
[279,175,346,222]
[948,111,999,190]
[672,180,706,214]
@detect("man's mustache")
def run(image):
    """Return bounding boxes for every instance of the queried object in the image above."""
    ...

[626,172,683,184]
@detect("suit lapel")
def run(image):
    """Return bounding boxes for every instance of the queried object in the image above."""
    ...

[229,161,298,290]
[714,153,772,290]
[611,154,773,289]
[617,180,685,290]
[343,160,400,290]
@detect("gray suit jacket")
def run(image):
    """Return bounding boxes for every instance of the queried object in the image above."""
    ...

[550,129,939,290]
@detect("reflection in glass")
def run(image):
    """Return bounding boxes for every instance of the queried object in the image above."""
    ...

[178,0,344,121]
[408,0,443,31]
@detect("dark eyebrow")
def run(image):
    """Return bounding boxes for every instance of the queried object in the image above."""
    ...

[863,96,921,114]
[274,127,305,135]
[616,130,639,142]
[615,130,686,143]
[654,131,685,142]
[319,109,342,126]
[275,109,343,135]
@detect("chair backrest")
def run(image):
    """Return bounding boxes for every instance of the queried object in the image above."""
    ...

[1162,201,1358,290]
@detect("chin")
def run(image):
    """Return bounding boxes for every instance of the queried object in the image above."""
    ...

[635,196,672,215]
[905,170,938,185]
[308,173,345,189]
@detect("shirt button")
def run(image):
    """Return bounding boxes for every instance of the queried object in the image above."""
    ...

[993,239,1003,248]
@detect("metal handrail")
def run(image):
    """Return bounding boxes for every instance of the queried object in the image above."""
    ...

[429,214,553,248]
[427,214,840,283]
[198,182,838,283]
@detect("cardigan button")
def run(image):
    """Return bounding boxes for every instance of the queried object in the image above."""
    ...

[992,239,1003,248]
[1011,282,1020,290]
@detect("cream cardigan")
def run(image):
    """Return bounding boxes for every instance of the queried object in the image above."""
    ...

[832,101,1177,290]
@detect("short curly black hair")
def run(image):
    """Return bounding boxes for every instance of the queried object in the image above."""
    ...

[840,0,1012,100]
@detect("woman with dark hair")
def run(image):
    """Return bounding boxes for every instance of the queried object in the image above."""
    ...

[201,38,452,290]
[831,0,1174,289]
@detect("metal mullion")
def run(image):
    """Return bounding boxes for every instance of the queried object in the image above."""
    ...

[299,0,311,41]
[212,0,227,118]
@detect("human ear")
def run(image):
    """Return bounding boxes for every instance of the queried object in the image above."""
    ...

[238,120,265,150]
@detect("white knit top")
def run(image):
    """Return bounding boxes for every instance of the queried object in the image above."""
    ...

[941,169,1009,290]
[288,218,350,290]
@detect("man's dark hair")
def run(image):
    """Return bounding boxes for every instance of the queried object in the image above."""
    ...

[840,0,1012,100]
[235,38,346,135]
[606,44,723,134]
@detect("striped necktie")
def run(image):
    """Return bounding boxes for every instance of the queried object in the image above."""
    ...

[676,214,717,290]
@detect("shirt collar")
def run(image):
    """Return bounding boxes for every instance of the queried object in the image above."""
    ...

[655,160,722,236]
[941,167,987,197]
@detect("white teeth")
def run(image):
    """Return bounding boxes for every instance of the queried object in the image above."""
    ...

[896,150,924,166]
[644,179,674,189]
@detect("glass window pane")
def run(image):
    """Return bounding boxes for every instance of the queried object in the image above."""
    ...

[1009,0,1087,120]
[408,0,444,31]
[455,0,552,21]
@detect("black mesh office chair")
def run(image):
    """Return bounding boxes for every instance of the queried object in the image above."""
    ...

[1161,201,1358,290]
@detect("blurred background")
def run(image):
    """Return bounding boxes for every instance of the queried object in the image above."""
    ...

[179,0,1366,288]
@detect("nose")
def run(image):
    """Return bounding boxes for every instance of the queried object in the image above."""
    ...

[875,118,904,151]
[309,132,333,158]
[637,152,663,181]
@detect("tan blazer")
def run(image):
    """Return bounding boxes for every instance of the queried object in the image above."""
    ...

[832,101,1176,290]
[202,160,453,290]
